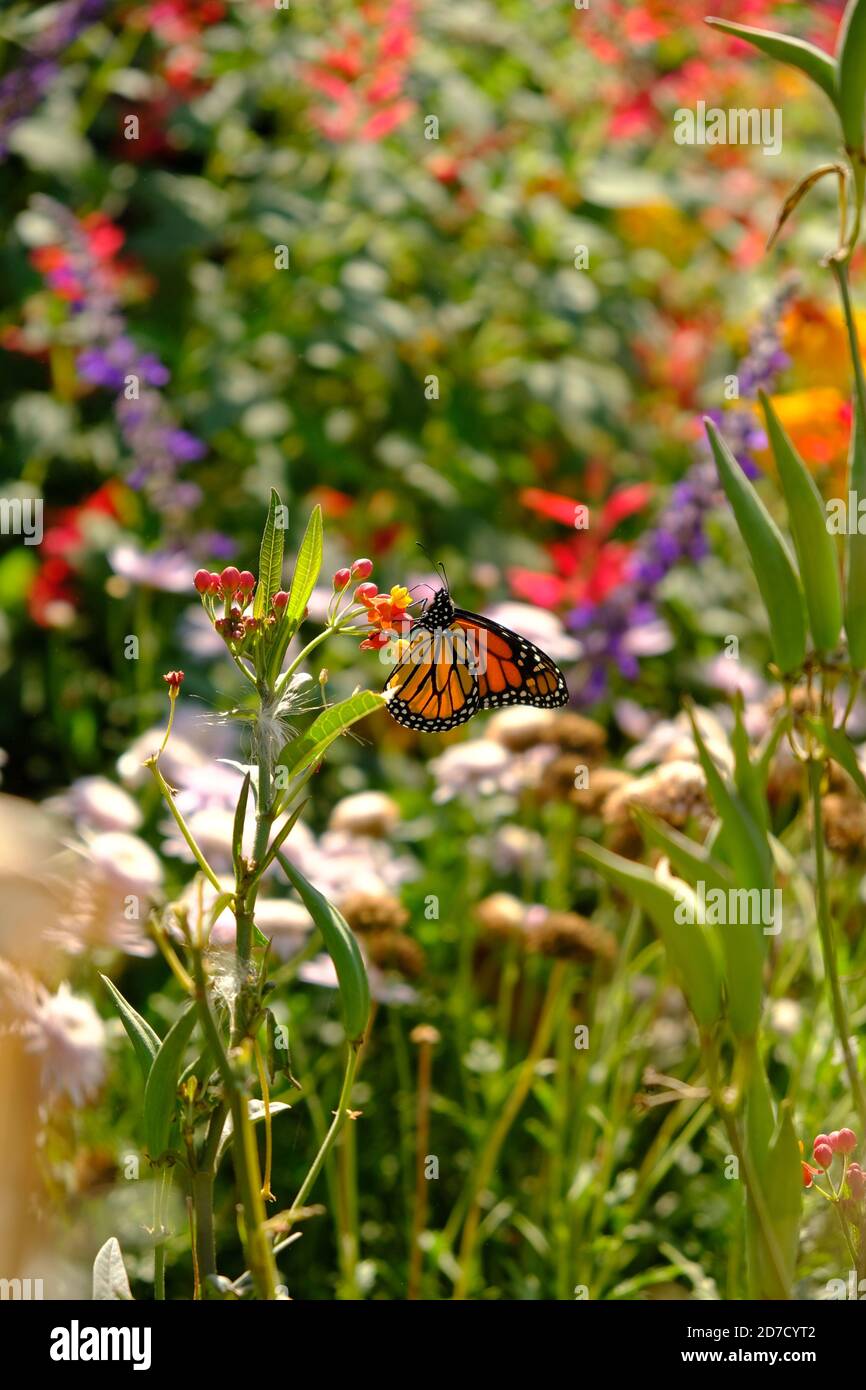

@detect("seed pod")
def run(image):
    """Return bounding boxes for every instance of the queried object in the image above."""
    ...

[705,418,808,676]
[837,0,866,152]
[759,391,842,653]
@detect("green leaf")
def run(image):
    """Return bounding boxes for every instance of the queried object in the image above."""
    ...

[143,1003,198,1161]
[576,839,723,1030]
[705,18,839,106]
[276,691,386,784]
[99,974,160,1080]
[687,705,771,890]
[731,692,769,835]
[837,0,866,151]
[92,1237,134,1301]
[276,851,371,1043]
[685,709,769,1038]
[705,418,808,677]
[232,772,252,877]
[759,391,842,653]
[253,488,285,619]
[632,807,736,897]
[285,504,323,628]
[845,392,866,666]
[806,717,866,796]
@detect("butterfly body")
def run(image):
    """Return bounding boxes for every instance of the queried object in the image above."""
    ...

[384,586,569,732]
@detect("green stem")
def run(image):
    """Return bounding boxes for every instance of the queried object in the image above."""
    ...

[831,258,866,429]
[703,1040,791,1299]
[191,953,277,1299]
[289,1043,361,1216]
[146,757,222,892]
[452,960,569,1300]
[809,760,866,1132]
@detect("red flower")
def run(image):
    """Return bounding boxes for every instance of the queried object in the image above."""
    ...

[509,483,653,611]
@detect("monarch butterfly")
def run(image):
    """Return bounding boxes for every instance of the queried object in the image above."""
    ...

[384,584,569,732]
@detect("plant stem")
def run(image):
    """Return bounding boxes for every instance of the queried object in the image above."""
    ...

[191,951,277,1298]
[703,1040,791,1299]
[831,258,866,427]
[452,960,568,1300]
[146,757,222,892]
[408,1034,435,1300]
[809,760,866,1132]
[290,1043,362,1216]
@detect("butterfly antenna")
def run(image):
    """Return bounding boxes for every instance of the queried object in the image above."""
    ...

[415,542,450,594]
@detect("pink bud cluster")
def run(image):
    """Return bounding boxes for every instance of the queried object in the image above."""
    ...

[193,565,289,648]
[332,557,373,591]
[804,1127,864,1198]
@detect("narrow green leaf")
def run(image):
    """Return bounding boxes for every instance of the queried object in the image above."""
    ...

[806,716,866,796]
[99,973,160,1080]
[253,488,285,619]
[759,391,842,653]
[731,692,769,835]
[144,1003,198,1161]
[687,705,771,890]
[686,709,769,1038]
[232,771,252,876]
[632,807,736,896]
[285,504,323,628]
[837,0,866,150]
[277,851,371,1043]
[706,18,839,106]
[845,393,866,666]
[705,418,808,676]
[276,691,385,783]
[576,839,723,1030]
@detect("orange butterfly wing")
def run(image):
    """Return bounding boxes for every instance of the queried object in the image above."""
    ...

[453,611,568,711]
[384,625,480,731]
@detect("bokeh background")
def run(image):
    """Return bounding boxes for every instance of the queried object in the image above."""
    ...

[0,0,863,1301]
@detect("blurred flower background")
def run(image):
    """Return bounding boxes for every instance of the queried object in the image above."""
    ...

[1,0,865,1301]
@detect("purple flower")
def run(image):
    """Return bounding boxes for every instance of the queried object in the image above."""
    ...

[0,3,107,156]
[31,196,208,522]
[567,281,796,703]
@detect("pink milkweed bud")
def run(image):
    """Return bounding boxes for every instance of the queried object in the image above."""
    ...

[163,670,185,689]
[813,1134,832,1151]
[194,568,211,593]
[354,582,378,603]
[352,558,374,579]
[208,572,222,592]
[829,1131,842,1151]
[847,1164,866,1199]
[836,1128,857,1154]
[813,1142,834,1169]
[238,570,256,591]
[220,566,241,593]
[273,591,289,609]
[333,567,351,589]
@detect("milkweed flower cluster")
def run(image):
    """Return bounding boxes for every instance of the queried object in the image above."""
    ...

[801,1127,864,1199]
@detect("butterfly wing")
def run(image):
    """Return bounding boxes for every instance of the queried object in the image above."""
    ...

[384,623,481,731]
[453,609,569,711]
